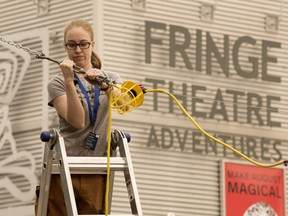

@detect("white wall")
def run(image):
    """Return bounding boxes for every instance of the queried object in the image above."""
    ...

[0,0,287,215]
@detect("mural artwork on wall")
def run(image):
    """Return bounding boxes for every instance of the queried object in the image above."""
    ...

[0,36,37,203]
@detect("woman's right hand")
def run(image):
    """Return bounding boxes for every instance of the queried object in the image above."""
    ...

[59,59,75,82]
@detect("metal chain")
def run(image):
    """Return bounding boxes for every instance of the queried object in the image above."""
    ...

[0,36,44,56]
[0,36,92,76]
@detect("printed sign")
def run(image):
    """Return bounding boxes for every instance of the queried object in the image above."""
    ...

[222,161,285,216]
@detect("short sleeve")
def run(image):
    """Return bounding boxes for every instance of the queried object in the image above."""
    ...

[47,74,66,107]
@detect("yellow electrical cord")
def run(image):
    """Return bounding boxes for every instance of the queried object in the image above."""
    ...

[105,88,113,216]
[104,83,140,215]
[145,89,285,168]
[104,83,287,214]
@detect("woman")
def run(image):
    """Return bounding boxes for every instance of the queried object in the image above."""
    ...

[36,19,123,215]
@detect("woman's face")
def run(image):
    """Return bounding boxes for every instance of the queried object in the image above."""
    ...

[64,26,94,70]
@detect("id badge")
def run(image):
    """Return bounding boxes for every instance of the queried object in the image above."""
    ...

[85,132,99,151]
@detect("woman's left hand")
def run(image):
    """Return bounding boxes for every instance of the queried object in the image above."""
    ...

[84,68,108,89]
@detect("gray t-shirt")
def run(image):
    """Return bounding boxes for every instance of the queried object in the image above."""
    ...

[47,70,122,157]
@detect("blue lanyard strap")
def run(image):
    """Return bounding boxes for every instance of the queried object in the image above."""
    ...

[74,74,100,126]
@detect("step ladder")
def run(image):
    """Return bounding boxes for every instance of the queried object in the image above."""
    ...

[37,129,142,216]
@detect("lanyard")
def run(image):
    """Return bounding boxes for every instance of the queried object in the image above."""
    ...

[74,74,100,126]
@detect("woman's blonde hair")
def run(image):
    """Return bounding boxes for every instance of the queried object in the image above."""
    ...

[64,19,102,69]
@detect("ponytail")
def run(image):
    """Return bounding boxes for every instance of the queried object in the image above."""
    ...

[91,51,102,69]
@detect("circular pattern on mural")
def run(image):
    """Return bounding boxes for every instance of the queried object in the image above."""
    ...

[243,202,277,216]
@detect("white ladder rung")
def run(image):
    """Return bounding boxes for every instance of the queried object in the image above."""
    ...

[51,157,127,174]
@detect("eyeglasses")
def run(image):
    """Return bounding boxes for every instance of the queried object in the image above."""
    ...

[64,41,92,50]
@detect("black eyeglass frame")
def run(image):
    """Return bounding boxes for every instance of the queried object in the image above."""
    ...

[64,41,92,50]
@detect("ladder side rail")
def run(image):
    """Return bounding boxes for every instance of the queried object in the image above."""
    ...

[107,149,118,214]
[117,131,143,216]
[37,146,55,216]
[55,136,79,216]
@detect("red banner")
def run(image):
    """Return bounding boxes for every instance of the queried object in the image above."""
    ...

[223,161,285,216]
